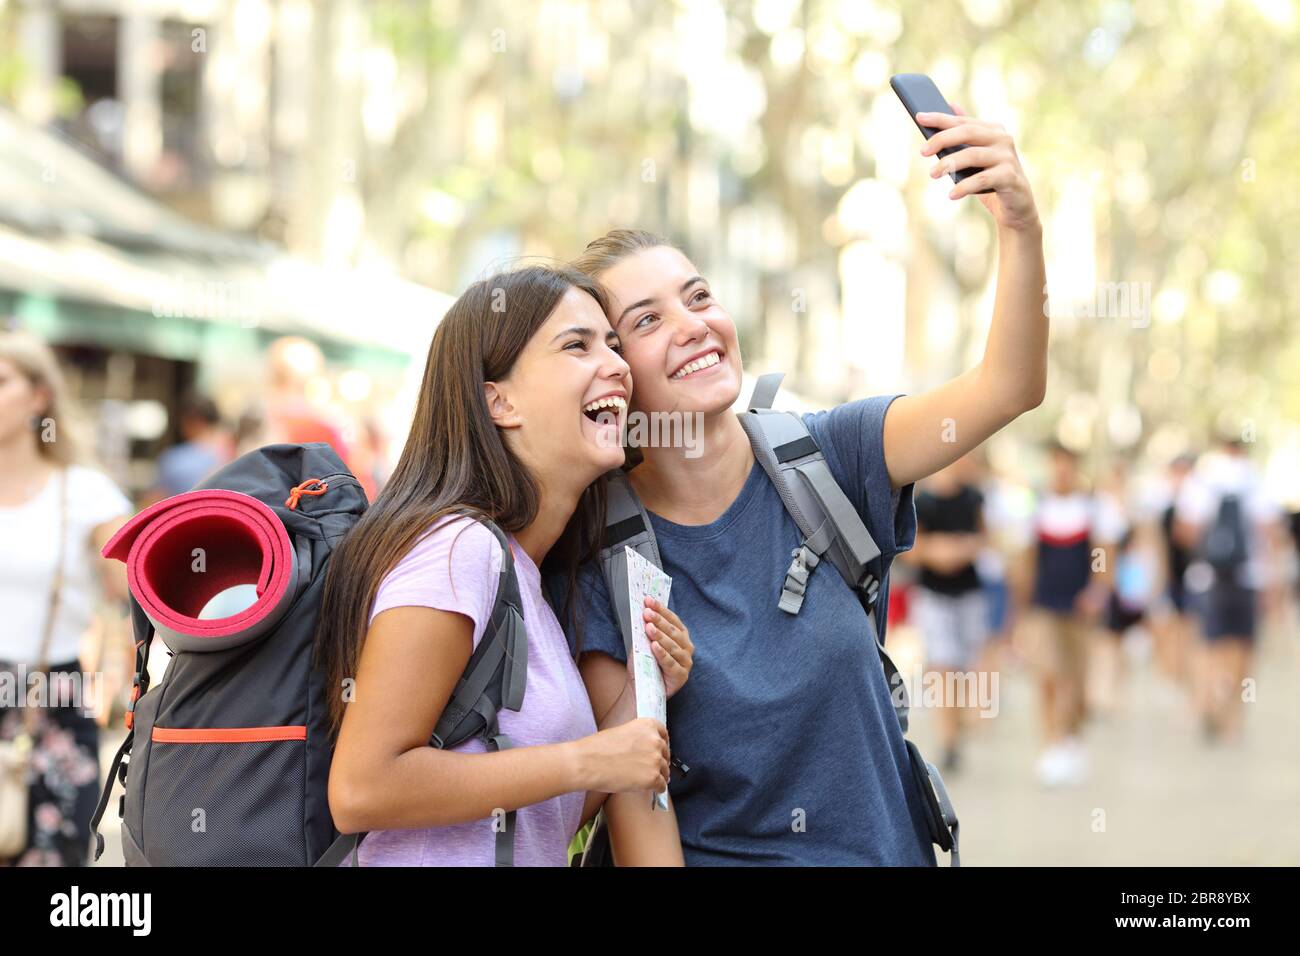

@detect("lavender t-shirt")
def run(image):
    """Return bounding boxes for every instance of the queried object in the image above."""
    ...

[352,515,597,866]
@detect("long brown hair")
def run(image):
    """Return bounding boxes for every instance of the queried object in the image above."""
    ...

[314,265,610,737]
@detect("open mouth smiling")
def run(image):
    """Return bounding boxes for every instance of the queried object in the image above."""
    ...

[669,350,721,381]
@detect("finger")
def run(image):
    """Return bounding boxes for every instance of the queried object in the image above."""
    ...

[653,630,692,669]
[645,621,674,658]
[650,613,686,647]
[643,607,676,638]
[652,601,687,634]
[646,623,686,662]
[949,166,1004,199]
[947,104,1003,129]
[914,110,963,130]
[653,609,693,655]
[921,123,1002,155]
[653,642,688,680]
[644,601,684,641]
[930,146,1000,178]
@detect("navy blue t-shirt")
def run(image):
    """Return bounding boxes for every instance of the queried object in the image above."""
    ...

[556,396,936,866]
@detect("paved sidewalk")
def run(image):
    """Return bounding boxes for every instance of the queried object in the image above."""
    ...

[903,621,1300,865]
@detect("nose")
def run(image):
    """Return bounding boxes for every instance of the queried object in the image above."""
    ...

[599,341,631,384]
[670,306,710,346]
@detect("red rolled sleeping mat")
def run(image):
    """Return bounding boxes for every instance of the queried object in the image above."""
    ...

[101,489,303,654]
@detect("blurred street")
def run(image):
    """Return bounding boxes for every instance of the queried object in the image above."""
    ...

[900,620,1300,866]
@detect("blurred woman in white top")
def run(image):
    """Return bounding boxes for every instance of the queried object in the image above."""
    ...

[0,331,132,866]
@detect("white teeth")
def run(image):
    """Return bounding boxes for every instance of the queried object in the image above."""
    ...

[583,396,627,414]
[671,351,720,380]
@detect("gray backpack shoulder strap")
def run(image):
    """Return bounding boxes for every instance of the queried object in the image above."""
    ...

[738,373,883,615]
[596,469,663,660]
[737,373,904,729]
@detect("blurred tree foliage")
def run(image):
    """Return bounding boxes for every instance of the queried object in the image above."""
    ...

[5,0,1294,456]
[350,0,1297,455]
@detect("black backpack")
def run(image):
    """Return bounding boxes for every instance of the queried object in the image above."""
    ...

[90,442,529,867]
[1202,493,1250,578]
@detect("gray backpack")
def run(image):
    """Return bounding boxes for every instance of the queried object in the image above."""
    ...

[578,373,960,866]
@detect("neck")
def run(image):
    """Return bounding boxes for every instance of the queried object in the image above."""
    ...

[512,470,586,569]
[630,410,753,523]
[0,430,50,483]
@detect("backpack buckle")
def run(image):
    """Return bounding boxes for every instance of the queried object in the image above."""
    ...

[862,575,880,607]
[779,545,820,614]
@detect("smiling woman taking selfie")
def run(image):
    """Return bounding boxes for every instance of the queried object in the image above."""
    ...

[562,107,1047,865]
[316,265,694,866]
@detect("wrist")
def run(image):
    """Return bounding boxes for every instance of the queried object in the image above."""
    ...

[563,737,593,791]
[999,215,1042,240]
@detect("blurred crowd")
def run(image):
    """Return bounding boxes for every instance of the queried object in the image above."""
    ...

[897,437,1297,788]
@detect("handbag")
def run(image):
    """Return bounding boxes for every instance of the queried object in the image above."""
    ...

[0,467,68,858]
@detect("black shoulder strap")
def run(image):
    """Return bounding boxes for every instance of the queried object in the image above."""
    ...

[596,470,663,660]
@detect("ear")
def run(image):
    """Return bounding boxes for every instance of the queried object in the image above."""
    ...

[483,381,522,429]
[29,381,53,420]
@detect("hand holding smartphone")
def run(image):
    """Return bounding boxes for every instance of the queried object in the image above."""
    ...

[890,73,995,195]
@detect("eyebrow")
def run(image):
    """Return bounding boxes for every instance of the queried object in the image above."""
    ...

[550,326,621,346]
[615,276,707,330]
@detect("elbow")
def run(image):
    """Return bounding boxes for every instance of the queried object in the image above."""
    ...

[1004,375,1046,419]
[328,770,372,835]
[979,362,1045,423]
[1019,379,1047,414]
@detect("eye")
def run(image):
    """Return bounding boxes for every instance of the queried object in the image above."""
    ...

[690,289,712,306]
[633,312,658,330]
[564,340,588,352]
[609,340,624,355]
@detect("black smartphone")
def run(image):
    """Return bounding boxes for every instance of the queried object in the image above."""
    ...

[889,73,994,194]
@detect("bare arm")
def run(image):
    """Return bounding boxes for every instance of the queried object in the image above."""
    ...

[328,606,669,834]
[577,651,685,866]
[883,109,1047,490]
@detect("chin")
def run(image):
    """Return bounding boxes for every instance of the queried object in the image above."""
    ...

[674,377,741,416]
[577,416,626,474]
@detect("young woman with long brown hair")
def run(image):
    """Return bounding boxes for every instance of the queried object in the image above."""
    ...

[316,264,694,866]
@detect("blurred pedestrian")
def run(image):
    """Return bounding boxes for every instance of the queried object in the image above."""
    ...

[241,336,377,500]
[1022,442,1124,786]
[140,391,232,506]
[1175,437,1285,744]
[1152,453,1198,689]
[1090,463,1150,717]
[910,456,988,774]
[0,332,132,866]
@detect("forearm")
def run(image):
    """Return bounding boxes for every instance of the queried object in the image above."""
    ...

[605,791,685,866]
[578,681,639,826]
[979,222,1048,415]
[882,224,1048,489]
[332,740,584,833]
